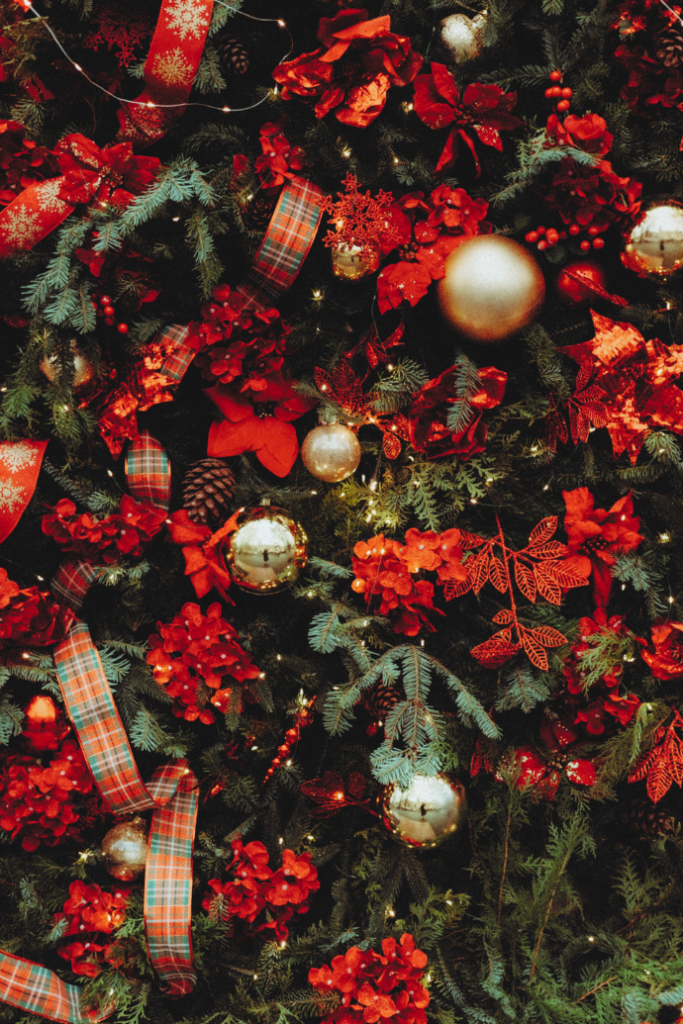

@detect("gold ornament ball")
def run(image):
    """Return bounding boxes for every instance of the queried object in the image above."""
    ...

[301,423,361,483]
[440,13,486,63]
[621,197,683,277]
[39,338,94,390]
[437,235,546,342]
[331,242,380,281]
[223,502,308,593]
[101,817,148,881]
[380,773,468,849]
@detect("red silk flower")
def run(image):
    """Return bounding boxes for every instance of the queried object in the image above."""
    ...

[42,495,167,565]
[55,133,160,208]
[642,621,683,680]
[254,122,306,188]
[563,488,643,607]
[0,119,56,206]
[408,365,506,460]
[0,568,74,648]
[413,63,522,173]
[166,509,238,601]
[206,373,316,477]
[272,9,422,128]
[56,880,128,978]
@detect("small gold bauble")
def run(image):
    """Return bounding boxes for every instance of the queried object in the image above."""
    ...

[301,423,361,483]
[101,817,148,881]
[440,13,486,63]
[380,773,467,849]
[39,338,94,390]
[438,235,545,342]
[223,501,308,593]
[621,197,683,277]
[331,242,380,281]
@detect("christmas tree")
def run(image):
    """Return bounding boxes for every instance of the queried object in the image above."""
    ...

[3,0,683,1022]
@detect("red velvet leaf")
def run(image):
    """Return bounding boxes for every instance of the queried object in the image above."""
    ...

[471,632,519,669]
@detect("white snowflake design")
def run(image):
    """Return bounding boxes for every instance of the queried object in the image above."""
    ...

[0,443,38,474]
[0,478,26,514]
[163,0,211,41]
[35,178,68,213]
[152,47,195,88]
[3,204,41,250]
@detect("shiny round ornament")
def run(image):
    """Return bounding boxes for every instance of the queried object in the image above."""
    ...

[437,235,545,342]
[380,773,468,848]
[555,261,606,305]
[301,423,361,483]
[101,817,148,881]
[440,13,486,63]
[621,197,683,277]
[331,241,380,281]
[223,501,308,593]
[39,338,94,390]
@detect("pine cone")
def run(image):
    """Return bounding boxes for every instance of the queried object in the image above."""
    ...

[182,459,236,527]
[240,190,279,232]
[363,686,402,724]
[654,24,683,68]
[620,796,675,836]
[216,34,249,75]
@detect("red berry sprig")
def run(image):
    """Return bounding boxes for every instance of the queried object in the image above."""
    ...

[264,696,316,783]
[91,294,129,334]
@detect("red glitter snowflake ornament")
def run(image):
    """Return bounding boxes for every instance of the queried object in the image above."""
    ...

[322,173,400,259]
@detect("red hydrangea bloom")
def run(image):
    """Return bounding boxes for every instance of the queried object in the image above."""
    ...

[614,41,683,114]
[540,155,641,237]
[0,735,94,851]
[413,63,522,173]
[203,835,319,942]
[0,119,56,206]
[309,933,429,1024]
[254,122,306,188]
[56,880,128,978]
[407,365,507,460]
[563,488,643,607]
[273,9,422,128]
[0,568,19,608]
[192,284,289,391]
[0,581,75,648]
[42,495,167,565]
[55,133,160,208]
[206,372,316,478]
[147,601,261,725]
[642,621,683,679]
[376,185,489,314]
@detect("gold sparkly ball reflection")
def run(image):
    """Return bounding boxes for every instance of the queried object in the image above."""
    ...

[331,242,380,281]
[101,817,148,881]
[621,197,683,277]
[39,338,94,391]
[437,235,545,341]
[380,773,468,849]
[224,502,308,594]
[301,423,361,483]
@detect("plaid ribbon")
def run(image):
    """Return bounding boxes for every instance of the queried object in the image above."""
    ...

[51,562,100,611]
[0,952,107,1023]
[237,176,324,312]
[125,432,171,509]
[54,623,197,996]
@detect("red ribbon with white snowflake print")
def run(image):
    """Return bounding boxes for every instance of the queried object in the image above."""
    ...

[0,440,48,543]
[117,0,214,144]
[0,179,73,260]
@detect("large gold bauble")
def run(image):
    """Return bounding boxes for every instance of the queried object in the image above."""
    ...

[331,242,380,281]
[39,338,94,390]
[437,235,545,342]
[440,13,486,63]
[223,502,308,593]
[101,817,148,881]
[380,773,468,849]
[301,423,361,483]
[621,197,683,277]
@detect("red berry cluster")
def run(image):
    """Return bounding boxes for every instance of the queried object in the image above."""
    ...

[202,835,320,943]
[544,68,573,112]
[42,495,167,565]
[146,601,261,725]
[308,933,430,1024]
[55,880,128,978]
[264,698,315,781]
[92,293,129,334]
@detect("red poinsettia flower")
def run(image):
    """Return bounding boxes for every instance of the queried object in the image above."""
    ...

[206,372,316,477]
[642,621,683,679]
[408,365,507,460]
[413,63,522,173]
[55,133,160,208]
[272,9,422,128]
[0,119,56,206]
[376,185,489,313]
[0,568,19,609]
[563,488,643,606]
[253,122,306,188]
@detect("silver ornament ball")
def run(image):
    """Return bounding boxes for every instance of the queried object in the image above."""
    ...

[223,501,308,593]
[440,13,486,64]
[39,338,94,391]
[301,423,361,483]
[380,773,468,848]
[621,197,683,277]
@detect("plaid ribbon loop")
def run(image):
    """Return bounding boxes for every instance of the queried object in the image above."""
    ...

[125,431,171,510]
